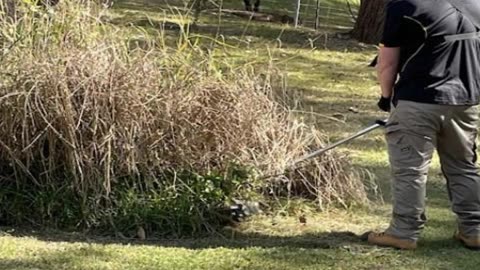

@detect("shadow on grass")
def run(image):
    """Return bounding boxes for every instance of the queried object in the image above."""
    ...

[0,225,474,270]
[113,0,357,29]
[0,213,463,250]
[109,14,367,51]
[1,228,366,250]
[108,0,375,53]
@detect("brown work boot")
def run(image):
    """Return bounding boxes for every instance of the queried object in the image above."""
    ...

[454,232,480,250]
[367,232,417,250]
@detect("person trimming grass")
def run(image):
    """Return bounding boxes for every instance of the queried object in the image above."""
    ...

[368,0,480,250]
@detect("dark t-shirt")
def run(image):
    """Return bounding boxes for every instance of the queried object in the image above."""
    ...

[382,0,480,105]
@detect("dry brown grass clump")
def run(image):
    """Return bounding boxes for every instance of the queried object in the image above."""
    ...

[0,0,367,231]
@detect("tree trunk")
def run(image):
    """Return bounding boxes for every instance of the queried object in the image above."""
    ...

[352,0,385,44]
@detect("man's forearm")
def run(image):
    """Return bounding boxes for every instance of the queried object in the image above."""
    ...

[378,66,397,98]
[376,47,401,98]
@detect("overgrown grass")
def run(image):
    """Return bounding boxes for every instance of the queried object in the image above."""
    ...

[0,0,367,236]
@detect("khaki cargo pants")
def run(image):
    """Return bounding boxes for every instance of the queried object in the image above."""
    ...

[385,100,480,241]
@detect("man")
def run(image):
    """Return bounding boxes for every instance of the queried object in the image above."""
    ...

[368,0,480,250]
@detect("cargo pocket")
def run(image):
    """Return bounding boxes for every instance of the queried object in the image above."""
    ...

[386,122,435,170]
[386,124,414,163]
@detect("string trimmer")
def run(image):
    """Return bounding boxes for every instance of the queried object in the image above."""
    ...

[262,119,388,180]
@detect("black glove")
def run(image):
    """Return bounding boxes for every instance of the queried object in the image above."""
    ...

[377,96,391,112]
[368,56,378,67]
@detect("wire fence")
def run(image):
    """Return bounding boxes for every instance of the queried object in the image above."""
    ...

[259,0,358,30]
[116,0,359,31]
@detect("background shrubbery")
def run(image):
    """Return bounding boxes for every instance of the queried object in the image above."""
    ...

[0,0,367,236]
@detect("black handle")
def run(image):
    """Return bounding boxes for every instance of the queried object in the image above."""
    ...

[375,119,388,127]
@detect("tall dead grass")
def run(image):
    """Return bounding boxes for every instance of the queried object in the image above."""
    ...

[0,0,367,232]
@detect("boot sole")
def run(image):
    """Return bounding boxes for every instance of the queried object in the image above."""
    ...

[365,232,417,250]
[455,235,480,251]
[460,242,480,251]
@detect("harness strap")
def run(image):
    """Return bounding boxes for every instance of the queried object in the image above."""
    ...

[429,31,480,44]
[443,31,480,42]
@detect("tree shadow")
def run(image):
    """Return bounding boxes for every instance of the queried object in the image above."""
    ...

[2,228,366,250]
[112,0,357,30]
[1,225,476,269]
[0,229,377,269]
[108,13,369,51]
[107,0,375,53]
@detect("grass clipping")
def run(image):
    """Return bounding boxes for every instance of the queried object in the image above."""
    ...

[0,1,367,230]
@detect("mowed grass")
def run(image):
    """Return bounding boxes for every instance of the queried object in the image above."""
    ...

[1,0,480,269]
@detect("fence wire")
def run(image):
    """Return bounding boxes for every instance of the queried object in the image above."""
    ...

[140,0,359,30]
[256,0,358,29]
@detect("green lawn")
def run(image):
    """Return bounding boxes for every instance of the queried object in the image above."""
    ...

[1,0,479,269]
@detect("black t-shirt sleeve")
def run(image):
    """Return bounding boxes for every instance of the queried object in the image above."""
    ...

[381,0,415,47]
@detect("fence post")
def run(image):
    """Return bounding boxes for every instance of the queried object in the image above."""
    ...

[294,0,301,27]
[314,0,320,30]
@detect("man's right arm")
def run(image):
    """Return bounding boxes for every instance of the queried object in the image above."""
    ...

[377,46,400,99]
[375,0,413,111]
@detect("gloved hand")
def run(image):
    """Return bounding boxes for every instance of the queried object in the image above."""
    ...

[377,96,391,112]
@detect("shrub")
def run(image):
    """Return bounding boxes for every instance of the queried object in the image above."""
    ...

[0,0,367,235]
